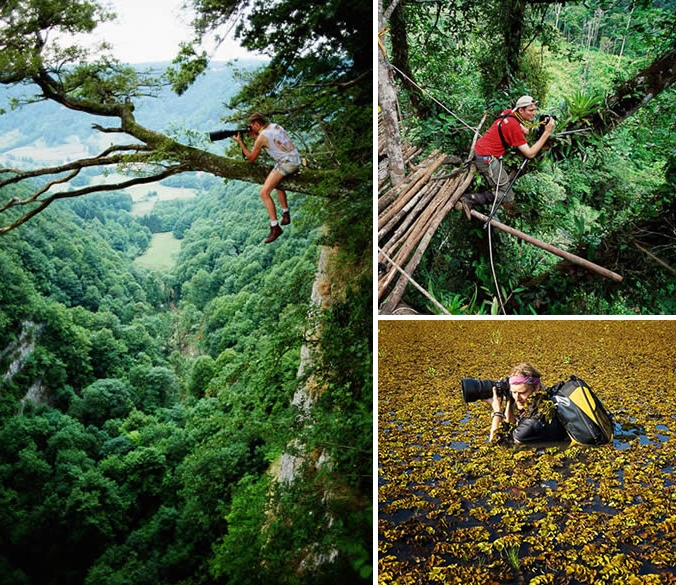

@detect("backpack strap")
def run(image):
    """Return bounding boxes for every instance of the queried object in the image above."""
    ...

[496,113,518,151]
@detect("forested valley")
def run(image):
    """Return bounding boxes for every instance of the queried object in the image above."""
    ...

[378,0,676,314]
[0,1,372,583]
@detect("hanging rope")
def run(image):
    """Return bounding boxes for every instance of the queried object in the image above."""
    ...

[486,159,507,315]
[388,63,476,133]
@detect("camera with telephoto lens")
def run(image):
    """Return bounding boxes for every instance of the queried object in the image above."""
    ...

[534,114,557,140]
[209,127,251,142]
[461,377,511,403]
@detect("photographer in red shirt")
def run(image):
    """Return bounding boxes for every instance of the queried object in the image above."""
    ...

[459,95,555,218]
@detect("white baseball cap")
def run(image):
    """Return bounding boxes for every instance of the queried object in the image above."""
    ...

[514,95,538,109]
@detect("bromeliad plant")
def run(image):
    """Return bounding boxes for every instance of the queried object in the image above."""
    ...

[544,89,605,162]
[562,89,605,128]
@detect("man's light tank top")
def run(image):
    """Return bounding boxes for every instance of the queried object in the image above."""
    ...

[260,123,301,165]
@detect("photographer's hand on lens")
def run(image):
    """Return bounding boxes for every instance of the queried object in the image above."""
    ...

[484,387,503,413]
[504,396,516,424]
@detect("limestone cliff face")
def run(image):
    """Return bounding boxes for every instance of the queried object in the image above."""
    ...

[280,245,336,483]
[1,321,47,410]
[275,244,344,574]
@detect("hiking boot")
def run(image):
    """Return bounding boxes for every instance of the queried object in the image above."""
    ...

[280,210,291,225]
[466,191,496,205]
[264,224,283,243]
[459,197,473,221]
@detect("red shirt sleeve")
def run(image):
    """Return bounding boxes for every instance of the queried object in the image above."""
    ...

[475,110,527,157]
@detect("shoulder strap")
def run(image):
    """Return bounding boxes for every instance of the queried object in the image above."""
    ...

[546,380,566,398]
[496,113,517,151]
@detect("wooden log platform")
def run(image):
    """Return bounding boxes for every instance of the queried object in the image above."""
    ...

[378,141,623,315]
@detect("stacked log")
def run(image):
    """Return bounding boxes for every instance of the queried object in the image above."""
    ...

[377,149,474,314]
[377,151,623,314]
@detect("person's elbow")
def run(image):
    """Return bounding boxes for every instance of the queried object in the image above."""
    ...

[517,145,536,159]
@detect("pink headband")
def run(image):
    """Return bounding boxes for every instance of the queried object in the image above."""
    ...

[509,376,540,386]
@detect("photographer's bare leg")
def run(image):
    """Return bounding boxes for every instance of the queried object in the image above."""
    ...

[260,170,285,243]
[275,188,288,210]
[260,170,284,221]
[276,188,291,225]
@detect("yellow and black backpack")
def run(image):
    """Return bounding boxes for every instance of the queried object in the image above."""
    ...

[548,376,614,446]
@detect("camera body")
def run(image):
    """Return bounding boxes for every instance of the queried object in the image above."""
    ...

[534,114,556,140]
[461,377,511,403]
[209,128,251,142]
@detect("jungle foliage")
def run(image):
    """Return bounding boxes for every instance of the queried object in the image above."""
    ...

[382,0,676,314]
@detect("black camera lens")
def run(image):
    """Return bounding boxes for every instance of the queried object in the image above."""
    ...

[209,129,229,142]
[461,378,498,403]
[461,377,512,402]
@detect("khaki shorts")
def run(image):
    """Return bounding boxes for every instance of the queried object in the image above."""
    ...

[274,160,300,177]
[474,153,514,203]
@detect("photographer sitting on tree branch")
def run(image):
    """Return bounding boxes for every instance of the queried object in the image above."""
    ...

[459,96,555,218]
[234,113,302,244]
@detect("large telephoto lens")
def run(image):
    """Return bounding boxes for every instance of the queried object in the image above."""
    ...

[209,129,232,142]
[461,378,497,403]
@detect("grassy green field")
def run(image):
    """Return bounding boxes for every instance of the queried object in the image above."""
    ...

[6,144,192,271]
[134,232,182,270]
[128,184,197,216]
[92,172,198,215]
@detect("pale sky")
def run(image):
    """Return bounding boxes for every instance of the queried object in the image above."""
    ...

[85,0,258,63]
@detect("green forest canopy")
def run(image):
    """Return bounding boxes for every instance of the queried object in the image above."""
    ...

[0,177,368,584]
[0,161,372,585]
[379,0,676,315]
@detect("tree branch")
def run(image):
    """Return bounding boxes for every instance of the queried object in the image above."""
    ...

[0,48,354,235]
[383,0,404,24]
[634,241,676,276]
[33,68,129,119]
[0,148,152,189]
[0,165,187,234]
[589,45,676,134]
[293,70,371,90]
[91,124,125,133]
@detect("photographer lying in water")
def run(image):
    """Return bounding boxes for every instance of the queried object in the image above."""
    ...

[462,363,568,444]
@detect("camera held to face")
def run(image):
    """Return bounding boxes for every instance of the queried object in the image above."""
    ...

[461,377,510,403]
[534,114,556,140]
